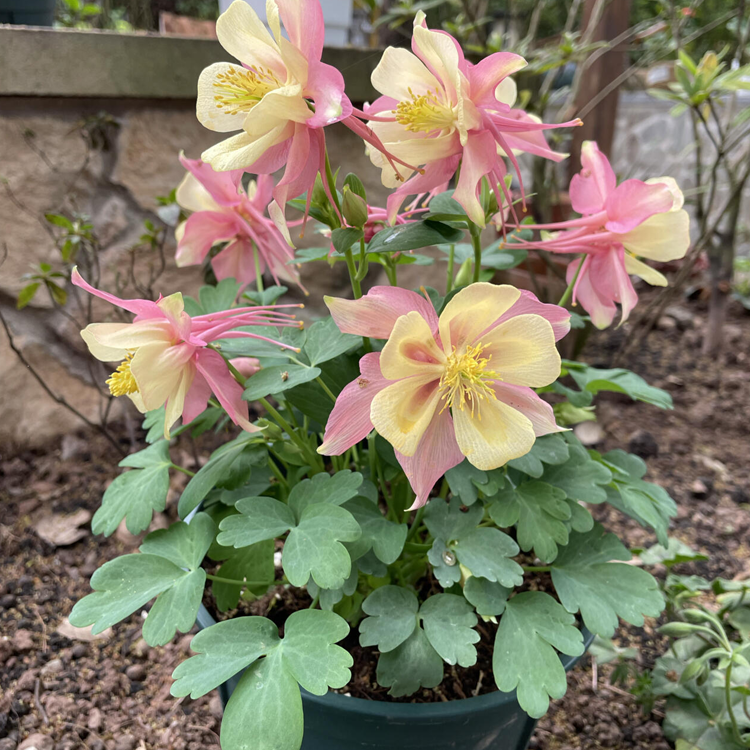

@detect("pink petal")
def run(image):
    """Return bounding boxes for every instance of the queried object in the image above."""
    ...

[588,247,638,324]
[604,179,675,234]
[493,289,571,342]
[318,352,389,455]
[245,137,293,174]
[71,268,160,319]
[276,0,324,63]
[230,357,261,379]
[469,52,526,106]
[570,141,616,215]
[501,109,568,161]
[211,237,259,287]
[175,211,242,266]
[452,130,497,226]
[567,256,616,330]
[182,369,212,425]
[305,61,353,128]
[193,348,257,432]
[178,153,244,207]
[397,407,464,510]
[251,174,275,208]
[386,155,461,224]
[491,382,563,436]
[325,286,439,340]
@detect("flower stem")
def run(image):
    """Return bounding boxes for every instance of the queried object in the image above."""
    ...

[170,464,196,477]
[252,241,264,293]
[206,573,279,587]
[344,248,363,299]
[316,377,337,403]
[557,254,586,307]
[446,243,455,294]
[725,660,744,746]
[324,150,343,222]
[260,397,322,471]
[469,222,482,283]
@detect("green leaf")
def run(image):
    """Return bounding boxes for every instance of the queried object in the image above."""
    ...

[494,591,584,718]
[92,441,172,536]
[287,470,363,516]
[604,449,676,546]
[639,538,708,567]
[428,539,462,588]
[588,635,638,665]
[331,226,364,254]
[17,282,41,309]
[490,481,570,563]
[551,524,664,637]
[243,364,321,401]
[480,243,528,270]
[71,514,214,645]
[367,220,464,254]
[344,497,407,564]
[454,528,523,587]
[303,316,360,366]
[178,434,264,518]
[45,212,74,229]
[424,497,483,542]
[376,627,443,697]
[221,650,303,750]
[427,190,466,218]
[463,576,511,616]
[142,408,167,443]
[184,279,242,315]
[420,594,479,667]
[243,285,288,306]
[359,586,419,652]
[218,497,296,548]
[444,461,488,505]
[282,504,361,588]
[540,443,612,504]
[507,434,570,478]
[213,541,275,611]
[281,609,352,694]
[563,361,673,409]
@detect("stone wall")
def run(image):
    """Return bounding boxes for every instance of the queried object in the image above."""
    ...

[1,28,747,447]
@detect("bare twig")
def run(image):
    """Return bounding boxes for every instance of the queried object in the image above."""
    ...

[33,679,49,726]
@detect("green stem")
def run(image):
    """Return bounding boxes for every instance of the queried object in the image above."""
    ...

[725,660,744,746]
[405,506,425,542]
[309,592,320,610]
[316,377,337,403]
[384,258,398,286]
[523,565,551,573]
[252,241,264,293]
[344,248,363,299]
[369,433,393,517]
[266,455,290,490]
[324,150,343,223]
[558,254,586,307]
[469,223,482,283]
[355,237,369,282]
[171,464,196,477]
[206,573,279,587]
[404,542,431,553]
[260,397,322,471]
[446,243,455,294]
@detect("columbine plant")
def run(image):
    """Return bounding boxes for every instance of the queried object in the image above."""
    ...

[69,2,691,749]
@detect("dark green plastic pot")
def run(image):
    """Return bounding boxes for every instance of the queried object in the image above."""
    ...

[0,0,56,25]
[196,604,593,750]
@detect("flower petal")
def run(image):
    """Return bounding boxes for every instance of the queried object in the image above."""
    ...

[479,314,560,388]
[197,63,261,134]
[275,0,324,62]
[569,140,616,215]
[647,176,684,210]
[201,125,293,172]
[372,46,440,101]
[396,408,463,510]
[305,61,352,128]
[619,209,690,262]
[370,374,441,457]
[325,286,439,340]
[468,52,526,106]
[164,363,195,439]
[72,269,159,318]
[216,0,282,71]
[379,311,446,380]
[452,130,496,226]
[175,172,221,214]
[318,352,389,455]
[175,211,242,267]
[178,153,244,207]
[494,289,570,342]
[568,256,616,330]
[182,369,213,426]
[412,23,461,101]
[438,282,521,353]
[491,382,563,436]
[211,237,259,287]
[604,179,674,234]
[587,248,638,326]
[80,320,173,362]
[130,341,194,411]
[623,254,668,286]
[453,397,535,470]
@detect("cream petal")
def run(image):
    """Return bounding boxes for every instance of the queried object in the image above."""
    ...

[412,24,460,101]
[619,209,690,262]
[175,171,222,213]
[216,0,282,69]
[372,47,440,101]
[646,176,684,210]
[438,283,521,353]
[370,374,441,457]
[241,86,311,136]
[201,125,292,172]
[479,314,560,388]
[197,62,256,134]
[130,341,194,412]
[163,362,195,439]
[452,398,535,470]
[379,311,446,380]
[494,76,517,107]
[623,254,668,286]
[81,321,173,362]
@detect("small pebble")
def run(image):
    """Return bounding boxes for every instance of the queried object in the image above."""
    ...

[113,737,137,750]
[18,734,53,750]
[71,644,88,659]
[0,594,17,609]
[40,658,63,677]
[125,664,146,681]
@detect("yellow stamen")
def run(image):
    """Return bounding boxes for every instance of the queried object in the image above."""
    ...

[438,343,500,419]
[213,66,280,115]
[393,87,455,134]
[106,353,138,397]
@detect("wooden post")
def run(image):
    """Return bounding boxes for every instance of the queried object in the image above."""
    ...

[567,0,633,179]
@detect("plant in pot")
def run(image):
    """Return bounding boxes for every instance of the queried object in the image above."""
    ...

[67,2,691,748]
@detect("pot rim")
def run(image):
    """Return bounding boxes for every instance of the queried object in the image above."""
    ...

[196,602,594,718]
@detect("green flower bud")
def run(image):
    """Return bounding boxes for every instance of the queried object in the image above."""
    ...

[342,186,369,229]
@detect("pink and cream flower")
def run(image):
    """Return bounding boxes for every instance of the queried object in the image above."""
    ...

[516,141,690,328]
[318,283,570,508]
[365,12,580,226]
[175,154,302,290]
[72,270,302,438]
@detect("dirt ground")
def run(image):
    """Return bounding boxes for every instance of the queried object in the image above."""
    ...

[1,292,748,750]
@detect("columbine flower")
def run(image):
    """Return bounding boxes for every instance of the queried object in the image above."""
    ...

[72,270,302,437]
[364,12,580,226]
[175,154,302,290]
[318,283,570,507]
[515,141,690,328]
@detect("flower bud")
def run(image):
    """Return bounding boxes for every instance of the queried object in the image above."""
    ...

[342,186,369,229]
[658,622,704,637]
